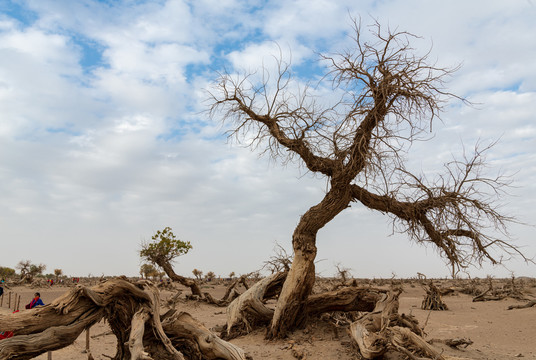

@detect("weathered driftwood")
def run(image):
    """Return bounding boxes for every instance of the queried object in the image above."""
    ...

[129,309,155,360]
[348,290,449,359]
[162,311,246,360]
[224,272,287,339]
[305,286,384,316]
[0,278,245,360]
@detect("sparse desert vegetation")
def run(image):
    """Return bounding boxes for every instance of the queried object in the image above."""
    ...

[1,273,535,359]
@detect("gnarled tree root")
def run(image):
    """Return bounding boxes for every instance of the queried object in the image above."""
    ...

[0,278,246,360]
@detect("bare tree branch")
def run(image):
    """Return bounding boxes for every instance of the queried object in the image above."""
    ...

[208,19,526,338]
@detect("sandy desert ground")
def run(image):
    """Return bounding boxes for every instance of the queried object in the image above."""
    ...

[1,278,535,359]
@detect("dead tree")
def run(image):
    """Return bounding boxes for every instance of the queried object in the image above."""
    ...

[262,243,292,274]
[0,278,245,360]
[421,282,448,310]
[209,18,525,338]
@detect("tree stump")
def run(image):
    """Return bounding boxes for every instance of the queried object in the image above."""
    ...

[421,282,448,310]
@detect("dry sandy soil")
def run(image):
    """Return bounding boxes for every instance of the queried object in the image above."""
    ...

[1,278,535,359]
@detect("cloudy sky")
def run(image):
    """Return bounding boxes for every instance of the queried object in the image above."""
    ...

[1,0,534,279]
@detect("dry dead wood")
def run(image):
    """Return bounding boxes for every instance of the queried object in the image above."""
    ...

[224,274,397,340]
[472,276,528,302]
[428,337,474,349]
[161,311,246,360]
[305,286,384,315]
[204,274,250,307]
[224,272,287,339]
[348,290,450,359]
[0,278,246,360]
[472,287,503,302]
[421,282,448,310]
[507,299,536,310]
[0,311,103,360]
[129,309,154,360]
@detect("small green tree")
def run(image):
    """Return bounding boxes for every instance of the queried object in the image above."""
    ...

[140,227,192,265]
[140,227,201,296]
[0,266,15,279]
[140,263,158,279]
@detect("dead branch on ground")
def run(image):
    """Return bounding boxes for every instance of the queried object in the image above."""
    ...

[348,290,450,359]
[507,299,536,310]
[0,278,246,360]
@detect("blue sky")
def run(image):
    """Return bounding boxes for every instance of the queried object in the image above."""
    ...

[0,0,535,279]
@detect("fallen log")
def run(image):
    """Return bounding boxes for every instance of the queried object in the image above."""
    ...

[507,299,536,310]
[129,309,155,360]
[0,310,103,360]
[305,286,384,316]
[0,278,246,360]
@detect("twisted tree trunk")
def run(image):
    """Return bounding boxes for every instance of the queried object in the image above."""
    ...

[224,272,286,339]
[267,237,317,339]
[0,278,245,360]
[158,261,203,297]
[267,187,351,339]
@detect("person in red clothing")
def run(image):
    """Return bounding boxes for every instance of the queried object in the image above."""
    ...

[0,331,14,340]
[25,292,45,309]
